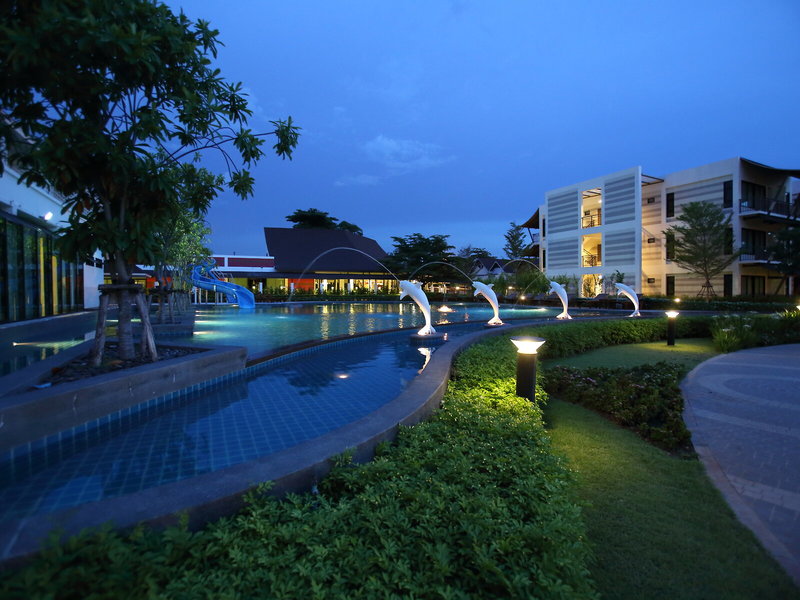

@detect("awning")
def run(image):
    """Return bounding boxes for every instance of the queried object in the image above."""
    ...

[520,208,539,229]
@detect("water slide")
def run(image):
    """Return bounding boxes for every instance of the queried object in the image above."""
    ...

[191,262,255,308]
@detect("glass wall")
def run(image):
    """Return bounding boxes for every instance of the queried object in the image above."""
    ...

[0,212,84,323]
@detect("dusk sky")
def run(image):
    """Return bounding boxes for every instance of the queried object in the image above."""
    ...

[169,0,800,259]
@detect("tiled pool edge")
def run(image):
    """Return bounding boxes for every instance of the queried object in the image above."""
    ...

[0,321,543,569]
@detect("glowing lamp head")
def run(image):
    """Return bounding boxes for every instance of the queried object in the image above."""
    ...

[665,311,679,319]
[675,298,681,303]
[796,305,800,311]
[43,211,53,221]
[511,336,546,354]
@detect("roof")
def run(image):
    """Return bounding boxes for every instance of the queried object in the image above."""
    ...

[263,227,390,274]
[741,158,800,178]
[521,208,539,229]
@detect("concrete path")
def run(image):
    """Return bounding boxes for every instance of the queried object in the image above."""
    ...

[682,344,800,586]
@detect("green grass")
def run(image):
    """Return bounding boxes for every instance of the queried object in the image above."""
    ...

[542,340,799,599]
[542,337,719,370]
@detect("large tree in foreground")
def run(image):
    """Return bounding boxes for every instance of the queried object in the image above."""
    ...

[0,0,299,361]
[664,201,739,298]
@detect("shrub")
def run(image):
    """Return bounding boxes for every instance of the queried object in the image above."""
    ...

[709,311,800,352]
[543,363,692,453]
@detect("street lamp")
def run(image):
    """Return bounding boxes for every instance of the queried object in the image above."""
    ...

[510,337,546,400]
[665,311,679,346]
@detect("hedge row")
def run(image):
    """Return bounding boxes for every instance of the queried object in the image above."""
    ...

[543,363,692,453]
[710,310,800,352]
[1,360,597,599]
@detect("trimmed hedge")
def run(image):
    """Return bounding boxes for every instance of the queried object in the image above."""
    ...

[1,357,597,599]
[543,363,692,453]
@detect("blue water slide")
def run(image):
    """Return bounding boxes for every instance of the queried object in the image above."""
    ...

[190,262,255,308]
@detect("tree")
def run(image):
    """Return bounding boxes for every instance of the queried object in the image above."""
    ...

[286,208,363,235]
[767,227,800,296]
[384,233,456,282]
[503,221,527,259]
[0,0,299,361]
[286,208,339,229]
[664,201,739,298]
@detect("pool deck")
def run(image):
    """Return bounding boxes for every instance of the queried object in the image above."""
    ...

[682,344,800,586]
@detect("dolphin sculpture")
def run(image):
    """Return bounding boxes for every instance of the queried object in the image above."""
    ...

[472,281,503,326]
[548,281,572,319]
[399,280,436,335]
[614,282,641,317]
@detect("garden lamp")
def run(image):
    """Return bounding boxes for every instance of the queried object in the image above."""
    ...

[510,337,546,400]
[665,311,679,346]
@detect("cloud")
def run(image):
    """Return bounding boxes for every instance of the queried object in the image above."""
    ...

[334,174,382,187]
[363,135,454,173]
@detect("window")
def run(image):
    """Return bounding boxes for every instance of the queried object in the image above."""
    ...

[665,232,675,260]
[723,274,732,297]
[647,197,656,204]
[741,275,765,296]
[741,181,766,210]
[723,180,732,208]
[666,192,675,218]
[541,218,546,238]
[666,275,675,296]
[724,228,733,255]
[542,249,546,270]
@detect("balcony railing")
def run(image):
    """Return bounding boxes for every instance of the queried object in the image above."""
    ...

[740,196,800,220]
[581,211,602,228]
[582,253,601,267]
[740,247,771,262]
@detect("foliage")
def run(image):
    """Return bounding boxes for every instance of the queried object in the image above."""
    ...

[548,274,579,295]
[384,233,457,281]
[514,264,550,297]
[0,0,299,359]
[766,226,800,285]
[503,221,527,259]
[0,359,597,599]
[709,311,800,352]
[663,202,739,298]
[602,270,625,295]
[153,211,212,291]
[285,207,363,235]
[543,363,692,452]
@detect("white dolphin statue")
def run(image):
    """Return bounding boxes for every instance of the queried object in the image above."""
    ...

[548,281,572,319]
[614,282,641,317]
[472,281,503,325]
[399,280,436,335]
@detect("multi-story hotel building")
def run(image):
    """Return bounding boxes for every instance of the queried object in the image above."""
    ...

[528,157,800,298]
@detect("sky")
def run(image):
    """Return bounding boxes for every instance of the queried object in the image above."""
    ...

[167,0,800,259]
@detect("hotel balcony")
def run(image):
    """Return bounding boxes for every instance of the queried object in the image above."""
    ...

[739,195,800,223]
[581,210,602,229]
[739,247,771,264]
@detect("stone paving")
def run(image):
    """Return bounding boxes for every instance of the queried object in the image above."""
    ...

[682,344,800,586]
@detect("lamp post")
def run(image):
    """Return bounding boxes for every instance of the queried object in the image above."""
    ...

[510,337,546,400]
[665,311,679,346]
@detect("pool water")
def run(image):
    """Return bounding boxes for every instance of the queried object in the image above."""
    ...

[175,302,559,357]
[0,324,486,523]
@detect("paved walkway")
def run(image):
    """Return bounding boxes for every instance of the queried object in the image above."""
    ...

[682,344,800,586]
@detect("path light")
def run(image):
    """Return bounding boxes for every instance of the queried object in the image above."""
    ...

[665,311,679,346]
[510,337,546,400]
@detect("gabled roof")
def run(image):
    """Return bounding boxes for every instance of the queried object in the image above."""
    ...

[264,227,389,274]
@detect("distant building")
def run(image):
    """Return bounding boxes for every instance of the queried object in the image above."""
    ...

[0,162,102,324]
[203,228,397,296]
[530,157,800,297]
[470,257,517,280]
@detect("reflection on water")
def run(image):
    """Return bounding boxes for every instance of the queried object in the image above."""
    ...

[173,302,561,356]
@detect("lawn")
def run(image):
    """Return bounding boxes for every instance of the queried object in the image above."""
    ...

[542,337,718,370]
[541,339,799,599]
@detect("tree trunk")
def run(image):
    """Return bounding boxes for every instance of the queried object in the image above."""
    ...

[117,286,136,359]
[90,291,111,366]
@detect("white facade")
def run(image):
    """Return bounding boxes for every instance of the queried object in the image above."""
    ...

[538,157,800,297]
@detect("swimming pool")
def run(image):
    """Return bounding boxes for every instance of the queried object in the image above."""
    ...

[174,302,562,357]
[0,323,490,524]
